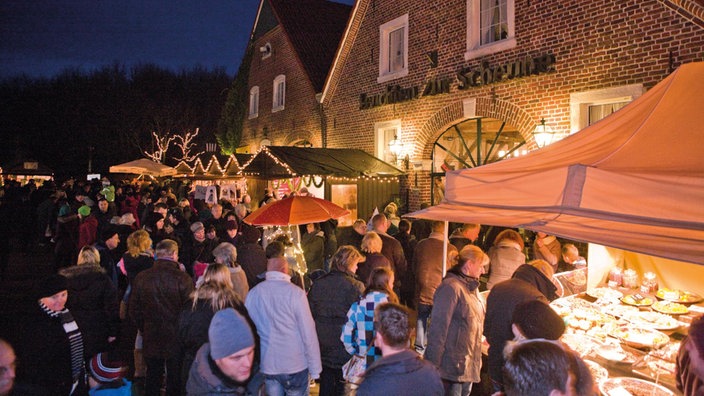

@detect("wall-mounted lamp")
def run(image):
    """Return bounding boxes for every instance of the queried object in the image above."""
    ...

[389,134,403,157]
[533,118,557,148]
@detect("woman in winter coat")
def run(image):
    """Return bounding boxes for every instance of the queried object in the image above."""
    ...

[178,264,247,396]
[200,242,249,301]
[425,245,489,395]
[487,229,525,289]
[308,246,366,396]
[341,267,398,370]
[357,232,391,286]
[60,245,120,359]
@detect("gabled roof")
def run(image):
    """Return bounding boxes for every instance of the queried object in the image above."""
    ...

[257,0,352,92]
[242,146,404,179]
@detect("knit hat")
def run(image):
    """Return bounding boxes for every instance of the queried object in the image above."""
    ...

[512,300,565,340]
[88,352,126,384]
[78,205,91,217]
[37,274,68,299]
[100,224,119,242]
[209,308,255,360]
[190,221,205,233]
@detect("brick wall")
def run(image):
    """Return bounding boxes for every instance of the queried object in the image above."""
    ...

[324,0,704,211]
[243,26,323,152]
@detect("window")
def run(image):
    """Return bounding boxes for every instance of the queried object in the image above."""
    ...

[569,84,644,133]
[260,42,272,59]
[249,86,259,119]
[378,14,409,83]
[465,0,516,60]
[374,120,402,164]
[272,75,285,112]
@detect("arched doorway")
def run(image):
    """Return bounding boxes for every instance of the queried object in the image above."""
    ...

[431,116,525,204]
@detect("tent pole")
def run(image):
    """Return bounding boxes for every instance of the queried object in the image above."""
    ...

[442,220,449,276]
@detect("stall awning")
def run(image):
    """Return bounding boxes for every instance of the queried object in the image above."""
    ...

[241,146,404,179]
[1,160,54,176]
[408,62,704,265]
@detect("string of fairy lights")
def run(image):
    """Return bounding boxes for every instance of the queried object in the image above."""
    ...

[176,146,399,184]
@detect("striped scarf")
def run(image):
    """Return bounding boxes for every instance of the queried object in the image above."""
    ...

[39,301,85,383]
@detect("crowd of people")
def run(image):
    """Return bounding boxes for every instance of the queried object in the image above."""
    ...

[0,177,702,396]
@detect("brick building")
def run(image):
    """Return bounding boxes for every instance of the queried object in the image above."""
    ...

[321,0,704,211]
[242,0,352,152]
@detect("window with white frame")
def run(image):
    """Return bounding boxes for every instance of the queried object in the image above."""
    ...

[249,86,259,119]
[272,75,285,112]
[378,14,409,83]
[374,120,402,164]
[569,84,644,133]
[465,0,516,60]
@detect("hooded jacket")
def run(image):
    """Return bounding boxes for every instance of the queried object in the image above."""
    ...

[425,267,484,383]
[356,350,443,396]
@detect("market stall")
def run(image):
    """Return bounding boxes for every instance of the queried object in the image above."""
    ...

[408,62,704,288]
[407,62,704,395]
[241,146,404,226]
[0,160,54,185]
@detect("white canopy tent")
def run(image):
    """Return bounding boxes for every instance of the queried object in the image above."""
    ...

[409,62,704,290]
[109,158,177,177]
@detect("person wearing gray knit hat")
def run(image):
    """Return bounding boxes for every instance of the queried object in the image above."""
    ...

[186,308,258,394]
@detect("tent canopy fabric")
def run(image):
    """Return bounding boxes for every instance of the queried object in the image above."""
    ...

[241,146,404,179]
[408,62,704,265]
[1,160,54,176]
[109,158,177,177]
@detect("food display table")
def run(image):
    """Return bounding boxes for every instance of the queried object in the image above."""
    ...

[551,287,704,396]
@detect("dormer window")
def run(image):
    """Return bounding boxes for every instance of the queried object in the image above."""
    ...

[260,43,272,59]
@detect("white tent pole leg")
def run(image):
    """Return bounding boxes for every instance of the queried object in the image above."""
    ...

[442,220,449,277]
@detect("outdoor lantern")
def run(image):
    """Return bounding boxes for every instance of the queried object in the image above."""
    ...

[533,118,557,148]
[389,134,403,158]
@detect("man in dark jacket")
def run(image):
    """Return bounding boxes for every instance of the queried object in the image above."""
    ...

[129,239,194,396]
[483,260,558,393]
[413,221,457,354]
[357,303,443,396]
[371,214,407,296]
[236,227,267,289]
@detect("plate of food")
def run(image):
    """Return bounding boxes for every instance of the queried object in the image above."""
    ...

[610,325,670,349]
[599,377,674,396]
[587,287,623,300]
[652,300,689,315]
[622,311,682,331]
[601,304,639,319]
[583,359,608,384]
[561,333,603,357]
[621,294,655,307]
[656,288,703,304]
[595,342,642,364]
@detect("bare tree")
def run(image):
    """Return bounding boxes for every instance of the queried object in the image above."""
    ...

[173,127,205,163]
[144,131,176,163]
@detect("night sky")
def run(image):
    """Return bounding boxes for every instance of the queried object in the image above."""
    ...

[0,0,352,80]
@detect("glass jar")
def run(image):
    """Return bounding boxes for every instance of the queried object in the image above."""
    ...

[622,269,638,289]
[608,267,623,287]
[640,272,659,294]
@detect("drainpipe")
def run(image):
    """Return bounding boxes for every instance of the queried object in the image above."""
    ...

[316,93,327,148]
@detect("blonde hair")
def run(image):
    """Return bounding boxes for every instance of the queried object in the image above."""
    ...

[458,245,490,268]
[528,259,555,280]
[331,245,365,273]
[77,245,100,265]
[191,263,240,311]
[201,263,234,289]
[127,229,152,258]
[361,231,383,253]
